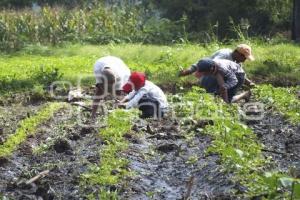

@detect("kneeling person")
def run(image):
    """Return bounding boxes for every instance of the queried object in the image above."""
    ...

[179,58,249,103]
[119,72,168,118]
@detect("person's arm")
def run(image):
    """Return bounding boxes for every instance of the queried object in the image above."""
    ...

[215,73,229,103]
[178,63,198,77]
[126,89,147,109]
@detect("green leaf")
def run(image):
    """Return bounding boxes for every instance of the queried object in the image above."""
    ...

[293,183,300,199]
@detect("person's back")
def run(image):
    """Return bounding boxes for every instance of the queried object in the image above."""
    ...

[92,56,131,119]
[213,59,243,74]
[94,56,130,89]
[211,49,233,61]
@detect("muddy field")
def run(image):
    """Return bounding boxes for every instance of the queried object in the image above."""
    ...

[0,96,299,199]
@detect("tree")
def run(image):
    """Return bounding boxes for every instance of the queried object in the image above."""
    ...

[292,0,300,41]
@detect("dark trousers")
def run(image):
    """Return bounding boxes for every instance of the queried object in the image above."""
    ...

[200,73,245,102]
[138,95,163,119]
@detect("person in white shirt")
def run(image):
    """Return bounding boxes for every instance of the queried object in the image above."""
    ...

[91,56,130,118]
[118,72,168,118]
[209,44,255,87]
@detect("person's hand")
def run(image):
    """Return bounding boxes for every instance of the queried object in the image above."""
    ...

[249,82,256,88]
[117,103,126,109]
[194,71,203,78]
[177,70,184,77]
[177,66,186,77]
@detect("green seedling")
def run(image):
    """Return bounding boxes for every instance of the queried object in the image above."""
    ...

[0,102,66,158]
[254,84,300,124]
[81,109,138,198]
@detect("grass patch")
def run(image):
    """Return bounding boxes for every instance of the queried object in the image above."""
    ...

[0,102,66,158]
[0,43,299,94]
[81,109,137,199]
[253,84,300,124]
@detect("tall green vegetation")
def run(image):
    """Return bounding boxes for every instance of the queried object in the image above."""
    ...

[0,0,294,51]
[0,3,185,51]
[151,0,292,39]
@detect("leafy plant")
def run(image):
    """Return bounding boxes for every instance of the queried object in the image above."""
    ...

[174,87,296,199]
[253,84,300,124]
[81,109,138,198]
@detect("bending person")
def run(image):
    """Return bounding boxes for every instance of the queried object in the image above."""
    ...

[91,56,130,119]
[179,58,250,103]
[209,43,255,87]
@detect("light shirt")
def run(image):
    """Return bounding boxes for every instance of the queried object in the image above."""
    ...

[94,56,130,90]
[211,48,233,60]
[211,48,245,74]
[126,80,168,110]
[214,59,240,89]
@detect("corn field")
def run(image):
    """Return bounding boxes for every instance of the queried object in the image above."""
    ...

[0,4,184,51]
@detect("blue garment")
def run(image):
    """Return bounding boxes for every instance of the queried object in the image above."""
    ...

[200,73,245,102]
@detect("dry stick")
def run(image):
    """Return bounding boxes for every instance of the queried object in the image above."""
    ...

[70,102,92,111]
[26,170,50,185]
[184,176,195,200]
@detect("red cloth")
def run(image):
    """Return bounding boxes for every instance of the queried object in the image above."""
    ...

[122,72,146,93]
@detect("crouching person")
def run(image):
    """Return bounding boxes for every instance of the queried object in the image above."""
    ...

[118,72,168,119]
[179,58,250,103]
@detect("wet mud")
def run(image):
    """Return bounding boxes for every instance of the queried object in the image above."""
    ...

[0,104,42,144]
[119,118,237,200]
[0,105,103,199]
[246,109,300,173]
[0,96,299,199]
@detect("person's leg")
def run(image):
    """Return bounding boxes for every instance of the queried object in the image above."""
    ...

[230,73,251,103]
[200,75,219,94]
[91,83,104,119]
[138,95,160,118]
[231,90,251,103]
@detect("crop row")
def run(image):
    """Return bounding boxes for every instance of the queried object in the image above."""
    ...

[81,109,137,199]
[0,102,66,158]
[254,84,300,124]
[172,88,300,199]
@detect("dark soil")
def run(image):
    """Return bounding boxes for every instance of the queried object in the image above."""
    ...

[0,104,42,144]
[0,105,103,199]
[246,108,300,172]
[119,118,237,200]
[0,96,299,199]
